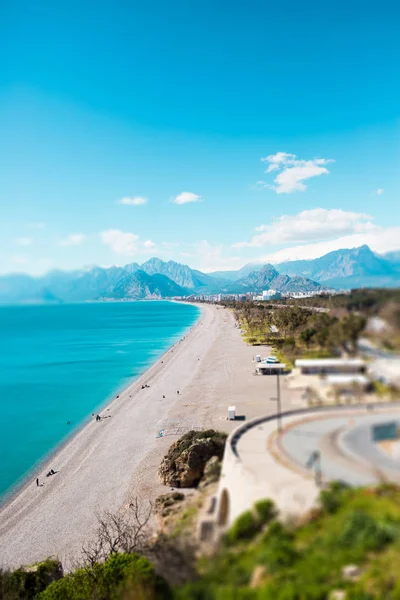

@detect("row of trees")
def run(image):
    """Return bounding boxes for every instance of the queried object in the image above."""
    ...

[230,301,366,357]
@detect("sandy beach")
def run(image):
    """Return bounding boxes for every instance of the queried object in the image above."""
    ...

[0,303,300,569]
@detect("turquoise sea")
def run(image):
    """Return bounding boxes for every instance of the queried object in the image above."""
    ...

[0,301,199,501]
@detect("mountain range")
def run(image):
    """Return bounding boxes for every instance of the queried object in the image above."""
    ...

[0,245,398,304]
[236,245,400,290]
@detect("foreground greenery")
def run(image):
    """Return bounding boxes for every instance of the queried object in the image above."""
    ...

[179,483,400,599]
[3,485,400,599]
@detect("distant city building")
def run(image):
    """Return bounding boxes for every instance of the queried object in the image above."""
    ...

[262,289,281,300]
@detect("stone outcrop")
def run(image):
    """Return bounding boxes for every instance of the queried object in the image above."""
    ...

[158,430,227,488]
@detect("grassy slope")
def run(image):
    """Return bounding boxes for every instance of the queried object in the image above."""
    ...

[177,484,400,599]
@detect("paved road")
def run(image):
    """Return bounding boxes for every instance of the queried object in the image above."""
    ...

[280,409,400,486]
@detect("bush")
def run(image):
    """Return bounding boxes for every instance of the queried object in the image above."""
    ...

[226,511,260,544]
[319,481,349,514]
[0,559,63,600]
[40,553,170,600]
[339,511,397,553]
[254,499,277,525]
[259,522,298,572]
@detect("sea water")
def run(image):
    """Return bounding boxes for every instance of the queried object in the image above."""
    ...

[0,301,199,500]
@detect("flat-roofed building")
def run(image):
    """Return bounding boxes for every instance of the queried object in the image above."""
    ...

[324,374,371,389]
[295,358,366,375]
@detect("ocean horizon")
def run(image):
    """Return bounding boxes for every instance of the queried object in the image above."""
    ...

[0,300,200,501]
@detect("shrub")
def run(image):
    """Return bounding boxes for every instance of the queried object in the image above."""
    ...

[319,481,349,514]
[254,499,277,525]
[259,522,298,572]
[39,553,170,600]
[0,559,62,600]
[339,511,397,553]
[226,511,260,544]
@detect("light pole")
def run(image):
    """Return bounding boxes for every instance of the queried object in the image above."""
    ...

[270,370,282,433]
[276,371,282,432]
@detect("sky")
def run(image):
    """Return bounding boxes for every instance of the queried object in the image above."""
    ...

[1,0,399,275]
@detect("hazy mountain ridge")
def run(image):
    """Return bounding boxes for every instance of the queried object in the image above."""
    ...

[276,245,400,289]
[140,258,227,292]
[0,267,190,304]
[209,245,400,290]
[0,245,398,304]
[230,264,322,293]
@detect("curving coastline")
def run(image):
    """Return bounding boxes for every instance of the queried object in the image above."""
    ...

[0,301,300,570]
[0,303,215,569]
[0,302,201,509]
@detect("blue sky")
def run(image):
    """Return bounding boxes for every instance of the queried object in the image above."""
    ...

[1,0,399,275]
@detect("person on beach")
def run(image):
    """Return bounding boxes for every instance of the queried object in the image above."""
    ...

[177,390,179,395]
[36,478,39,487]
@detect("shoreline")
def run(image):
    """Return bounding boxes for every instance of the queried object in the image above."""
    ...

[0,303,216,569]
[0,301,302,570]
[0,302,202,510]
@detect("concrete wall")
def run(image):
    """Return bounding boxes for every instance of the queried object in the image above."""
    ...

[216,402,400,527]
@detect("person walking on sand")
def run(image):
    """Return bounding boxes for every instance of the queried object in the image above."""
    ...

[36,478,39,487]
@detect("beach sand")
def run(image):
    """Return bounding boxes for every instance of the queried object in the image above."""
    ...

[0,303,301,569]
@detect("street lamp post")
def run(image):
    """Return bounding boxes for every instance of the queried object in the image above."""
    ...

[270,371,282,433]
[276,371,282,432]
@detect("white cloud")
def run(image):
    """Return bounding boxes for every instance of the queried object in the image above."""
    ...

[100,230,140,256]
[235,208,377,248]
[15,237,33,247]
[173,191,202,205]
[259,152,335,194]
[259,227,400,264]
[59,234,86,246]
[143,239,157,251]
[252,181,269,190]
[117,196,148,206]
[376,188,384,195]
[261,152,296,172]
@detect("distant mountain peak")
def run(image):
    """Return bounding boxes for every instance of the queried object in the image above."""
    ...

[276,245,400,289]
[232,263,321,293]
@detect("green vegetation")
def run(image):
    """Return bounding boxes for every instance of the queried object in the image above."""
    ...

[234,302,366,361]
[319,480,350,514]
[225,499,278,545]
[265,288,400,353]
[0,559,63,600]
[4,485,400,599]
[40,553,170,600]
[166,430,227,464]
[371,380,399,400]
[225,510,260,543]
[180,484,400,599]
[278,288,400,315]
[254,499,277,524]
